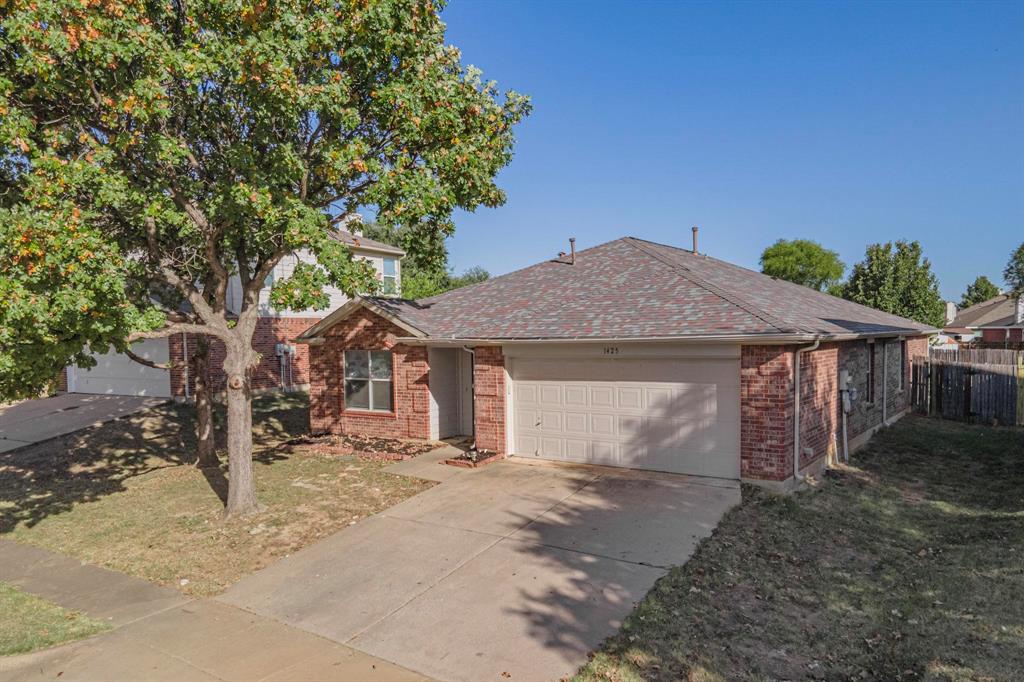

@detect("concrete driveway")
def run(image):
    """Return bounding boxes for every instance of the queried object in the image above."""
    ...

[0,394,165,452]
[220,456,740,682]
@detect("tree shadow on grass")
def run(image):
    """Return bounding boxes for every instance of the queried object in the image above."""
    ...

[0,394,307,533]
[574,416,1024,681]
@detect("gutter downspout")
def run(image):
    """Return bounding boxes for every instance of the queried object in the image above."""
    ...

[793,337,821,482]
[461,346,476,451]
[182,333,190,400]
[882,340,889,424]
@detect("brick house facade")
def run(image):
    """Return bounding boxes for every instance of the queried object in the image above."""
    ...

[302,302,930,485]
[738,336,928,482]
[168,317,319,400]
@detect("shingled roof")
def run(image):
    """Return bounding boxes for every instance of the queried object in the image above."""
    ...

[299,237,935,343]
[949,294,1023,329]
[330,229,405,256]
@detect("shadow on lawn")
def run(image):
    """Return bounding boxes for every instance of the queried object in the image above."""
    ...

[0,394,307,533]
[571,416,1024,681]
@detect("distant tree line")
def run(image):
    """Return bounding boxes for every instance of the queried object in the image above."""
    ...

[760,238,1024,328]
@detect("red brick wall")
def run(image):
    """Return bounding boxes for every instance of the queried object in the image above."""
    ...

[741,336,930,482]
[740,345,794,480]
[472,346,507,454]
[981,328,1022,343]
[307,308,430,439]
[169,317,320,398]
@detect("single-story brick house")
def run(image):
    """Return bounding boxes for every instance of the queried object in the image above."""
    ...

[296,236,935,488]
[947,293,1024,346]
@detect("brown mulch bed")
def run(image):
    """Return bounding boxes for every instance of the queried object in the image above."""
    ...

[288,433,443,460]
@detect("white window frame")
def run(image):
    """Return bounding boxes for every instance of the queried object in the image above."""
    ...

[343,350,394,412]
[382,257,398,296]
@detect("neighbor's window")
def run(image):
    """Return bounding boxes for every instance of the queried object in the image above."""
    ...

[382,258,398,295]
[343,350,393,412]
[866,341,876,403]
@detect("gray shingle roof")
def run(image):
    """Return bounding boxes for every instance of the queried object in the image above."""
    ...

[330,229,405,256]
[352,236,933,341]
[949,294,1023,329]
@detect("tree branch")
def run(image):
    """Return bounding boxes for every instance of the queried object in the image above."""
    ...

[124,347,181,370]
[144,217,224,329]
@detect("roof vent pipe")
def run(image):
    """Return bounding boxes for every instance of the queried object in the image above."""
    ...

[691,226,699,254]
[569,237,576,264]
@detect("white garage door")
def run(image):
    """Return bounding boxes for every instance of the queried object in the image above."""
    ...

[511,356,740,479]
[69,339,172,398]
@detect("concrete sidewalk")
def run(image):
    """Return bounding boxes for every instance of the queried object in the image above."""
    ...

[0,541,429,682]
[0,394,164,453]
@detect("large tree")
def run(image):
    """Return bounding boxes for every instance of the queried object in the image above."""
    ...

[841,240,945,327]
[959,275,1001,309]
[0,0,529,516]
[759,238,845,292]
[1005,242,1024,294]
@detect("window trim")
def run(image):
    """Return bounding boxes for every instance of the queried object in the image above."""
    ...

[342,349,394,413]
[381,257,398,296]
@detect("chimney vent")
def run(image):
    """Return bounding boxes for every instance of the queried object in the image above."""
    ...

[691,226,699,254]
[569,237,576,264]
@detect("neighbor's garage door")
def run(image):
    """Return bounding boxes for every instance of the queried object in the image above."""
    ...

[69,339,172,398]
[511,355,740,478]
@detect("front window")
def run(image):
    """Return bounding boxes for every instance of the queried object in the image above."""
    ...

[382,258,398,295]
[344,350,393,411]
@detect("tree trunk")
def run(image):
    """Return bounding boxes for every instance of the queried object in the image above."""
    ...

[192,338,219,469]
[222,341,261,517]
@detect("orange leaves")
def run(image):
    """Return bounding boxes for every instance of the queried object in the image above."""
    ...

[351,159,367,173]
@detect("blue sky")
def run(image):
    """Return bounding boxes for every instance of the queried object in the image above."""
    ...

[439,0,1023,301]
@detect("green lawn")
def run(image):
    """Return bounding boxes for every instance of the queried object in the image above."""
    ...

[0,582,109,656]
[0,394,435,596]
[577,416,1024,682]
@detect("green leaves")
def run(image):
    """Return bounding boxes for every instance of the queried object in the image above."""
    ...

[842,241,945,328]
[0,0,529,399]
[759,239,845,292]
[1004,242,1024,295]
[959,276,1000,309]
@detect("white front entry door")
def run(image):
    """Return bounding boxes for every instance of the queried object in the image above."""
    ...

[69,339,172,398]
[511,355,740,479]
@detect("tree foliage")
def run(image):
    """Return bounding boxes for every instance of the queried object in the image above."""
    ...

[841,241,945,327]
[959,275,1000,309]
[1005,242,1024,294]
[360,221,489,299]
[759,239,845,292]
[0,0,528,514]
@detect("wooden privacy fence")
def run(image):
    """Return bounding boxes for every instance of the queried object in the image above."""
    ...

[911,348,1024,426]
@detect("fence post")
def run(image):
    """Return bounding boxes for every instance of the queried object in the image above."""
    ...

[963,366,973,423]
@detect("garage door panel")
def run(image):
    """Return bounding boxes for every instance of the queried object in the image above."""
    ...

[539,411,562,430]
[564,412,588,433]
[512,355,740,479]
[616,386,643,409]
[564,386,588,406]
[591,413,615,436]
[72,339,171,398]
[590,386,614,407]
[515,385,538,405]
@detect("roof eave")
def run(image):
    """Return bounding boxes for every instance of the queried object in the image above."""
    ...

[395,329,937,346]
[293,297,427,343]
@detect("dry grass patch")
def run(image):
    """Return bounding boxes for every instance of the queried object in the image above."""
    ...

[576,416,1024,682]
[0,582,109,656]
[0,394,434,596]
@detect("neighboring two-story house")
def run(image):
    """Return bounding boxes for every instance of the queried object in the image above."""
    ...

[62,229,404,399]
